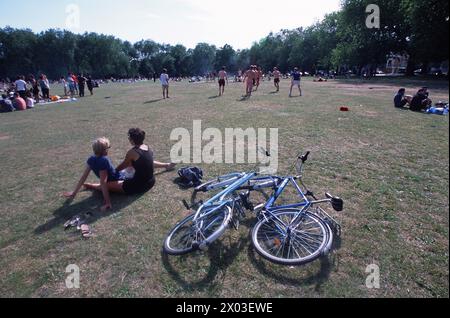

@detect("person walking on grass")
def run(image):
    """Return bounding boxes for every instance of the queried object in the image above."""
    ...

[218,66,228,96]
[243,65,256,97]
[273,67,281,92]
[289,67,302,97]
[160,69,170,99]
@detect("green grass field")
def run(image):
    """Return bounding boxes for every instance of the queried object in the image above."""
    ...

[0,77,448,298]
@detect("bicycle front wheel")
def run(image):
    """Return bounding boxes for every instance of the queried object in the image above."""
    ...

[251,209,329,265]
[163,205,232,255]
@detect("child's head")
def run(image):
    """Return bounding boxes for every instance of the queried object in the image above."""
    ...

[398,88,406,95]
[92,137,111,156]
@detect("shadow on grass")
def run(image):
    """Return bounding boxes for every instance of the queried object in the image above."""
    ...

[34,192,144,235]
[208,95,220,99]
[161,236,247,293]
[144,99,164,104]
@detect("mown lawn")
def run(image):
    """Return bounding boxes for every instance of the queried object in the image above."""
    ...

[0,77,448,297]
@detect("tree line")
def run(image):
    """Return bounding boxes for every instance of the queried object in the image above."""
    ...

[0,0,448,80]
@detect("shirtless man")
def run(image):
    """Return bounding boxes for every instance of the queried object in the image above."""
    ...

[273,67,281,92]
[218,66,228,96]
[243,66,256,97]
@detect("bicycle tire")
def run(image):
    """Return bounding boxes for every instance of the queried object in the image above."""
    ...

[163,205,232,255]
[251,208,330,265]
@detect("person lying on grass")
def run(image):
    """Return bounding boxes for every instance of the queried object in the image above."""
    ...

[64,133,176,211]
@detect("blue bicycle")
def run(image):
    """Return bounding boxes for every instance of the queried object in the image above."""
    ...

[163,151,344,266]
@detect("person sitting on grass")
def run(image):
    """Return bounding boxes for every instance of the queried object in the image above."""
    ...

[410,88,432,112]
[64,130,176,211]
[12,92,26,111]
[0,93,15,112]
[394,88,412,108]
[63,137,125,211]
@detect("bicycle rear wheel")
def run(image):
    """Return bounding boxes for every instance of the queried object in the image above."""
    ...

[251,208,329,265]
[163,205,232,255]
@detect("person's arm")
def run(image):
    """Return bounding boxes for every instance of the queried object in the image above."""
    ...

[116,150,136,172]
[63,166,91,199]
[154,161,176,170]
[99,170,112,211]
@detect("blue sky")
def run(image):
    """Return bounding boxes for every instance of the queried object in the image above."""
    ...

[0,0,341,49]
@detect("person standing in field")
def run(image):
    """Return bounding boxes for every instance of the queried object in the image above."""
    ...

[87,76,94,95]
[160,69,170,99]
[78,74,87,97]
[31,76,40,103]
[243,66,256,97]
[218,66,228,96]
[14,76,27,99]
[255,66,262,91]
[72,74,79,96]
[39,74,50,101]
[60,77,68,97]
[273,67,281,92]
[67,73,76,98]
[289,67,302,97]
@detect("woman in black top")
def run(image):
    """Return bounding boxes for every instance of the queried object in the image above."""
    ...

[115,128,176,195]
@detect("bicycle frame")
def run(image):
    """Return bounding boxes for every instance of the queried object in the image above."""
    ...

[193,172,257,223]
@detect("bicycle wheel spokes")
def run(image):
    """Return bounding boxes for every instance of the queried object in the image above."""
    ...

[164,205,232,255]
[252,210,328,265]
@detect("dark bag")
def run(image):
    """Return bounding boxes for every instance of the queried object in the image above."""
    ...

[175,167,203,188]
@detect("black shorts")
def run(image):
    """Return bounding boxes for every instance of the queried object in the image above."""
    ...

[274,78,280,84]
[219,79,226,86]
[123,177,155,195]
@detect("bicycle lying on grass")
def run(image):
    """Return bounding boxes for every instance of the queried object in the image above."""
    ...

[163,151,344,266]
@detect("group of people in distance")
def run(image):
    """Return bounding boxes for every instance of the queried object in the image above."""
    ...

[394,87,433,112]
[0,73,96,113]
[155,65,305,100]
[64,128,176,212]
[62,73,96,99]
[242,65,303,98]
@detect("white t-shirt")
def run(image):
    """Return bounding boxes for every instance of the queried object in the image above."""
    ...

[26,97,35,108]
[15,79,27,91]
[160,73,169,86]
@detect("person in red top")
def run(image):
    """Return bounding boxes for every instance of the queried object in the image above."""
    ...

[72,74,79,95]
[13,93,26,111]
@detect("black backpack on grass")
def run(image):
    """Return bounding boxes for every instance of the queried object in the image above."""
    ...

[175,167,203,188]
